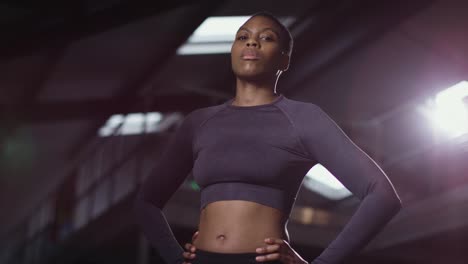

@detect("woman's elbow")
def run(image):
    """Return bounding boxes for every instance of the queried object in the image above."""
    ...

[366,179,402,216]
[133,189,164,216]
[389,194,402,217]
[134,190,155,219]
[133,190,145,217]
[381,185,402,215]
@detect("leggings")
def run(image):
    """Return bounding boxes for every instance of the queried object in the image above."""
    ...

[191,249,283,264]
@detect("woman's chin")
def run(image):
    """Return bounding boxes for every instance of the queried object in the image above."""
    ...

[236,71,272,82]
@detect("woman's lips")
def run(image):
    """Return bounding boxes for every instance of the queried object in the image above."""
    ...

[242,55,259,60]
[241,49,260,60]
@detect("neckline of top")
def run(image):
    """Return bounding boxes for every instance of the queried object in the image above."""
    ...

[225,93,285,109]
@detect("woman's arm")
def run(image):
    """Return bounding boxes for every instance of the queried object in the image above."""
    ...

[134,113,196,264]
[297,104,402,264]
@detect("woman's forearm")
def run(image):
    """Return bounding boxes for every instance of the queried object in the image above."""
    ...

[134,192,184,264]
[311,184,401,263]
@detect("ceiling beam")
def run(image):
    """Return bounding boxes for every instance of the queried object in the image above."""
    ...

[0,0,195,60]
[368,183,468,250]
[0,44,69,158]
[283,0,435,98]
[67,0,224,157]
[0,94,215,123]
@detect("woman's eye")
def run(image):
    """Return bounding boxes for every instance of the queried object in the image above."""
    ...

[260,36,274,41]
[237,35,248,40]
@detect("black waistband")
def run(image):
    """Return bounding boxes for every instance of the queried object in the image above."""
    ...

[195,248,258,258]
[193,248,283,264]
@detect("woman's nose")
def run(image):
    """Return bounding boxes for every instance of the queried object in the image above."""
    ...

[246,39,258,47]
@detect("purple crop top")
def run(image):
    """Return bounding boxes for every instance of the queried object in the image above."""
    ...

[134,94,401,264]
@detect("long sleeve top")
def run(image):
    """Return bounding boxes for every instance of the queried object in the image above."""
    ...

[134,93,401,264]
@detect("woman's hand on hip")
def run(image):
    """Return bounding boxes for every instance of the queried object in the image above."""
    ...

[256,237,308,264]
[182,230,199,264]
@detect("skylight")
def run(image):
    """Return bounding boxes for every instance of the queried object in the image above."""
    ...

[418,81,468,138]
[304,164,352,200]
[177,16,295,55]
[98,112,183,137]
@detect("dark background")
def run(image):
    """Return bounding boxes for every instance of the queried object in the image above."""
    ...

[1,0,467,263]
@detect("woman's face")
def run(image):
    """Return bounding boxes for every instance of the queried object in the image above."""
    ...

[231,15,288,81]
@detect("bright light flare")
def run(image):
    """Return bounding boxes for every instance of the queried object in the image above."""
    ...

[419,81,468,138]
[304,164,352,200]
[98,112,163,137]
[177,16,295,55]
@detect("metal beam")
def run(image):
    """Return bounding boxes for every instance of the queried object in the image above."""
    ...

[0,94,215,123]
[368,183,468,250]
[0,0,195,60]
[283,0,435,98]
[68,0,224,158]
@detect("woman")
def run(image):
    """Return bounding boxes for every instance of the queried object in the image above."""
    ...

[134,12,401,264]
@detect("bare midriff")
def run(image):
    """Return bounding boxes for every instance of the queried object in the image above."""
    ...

[192,200,289,253]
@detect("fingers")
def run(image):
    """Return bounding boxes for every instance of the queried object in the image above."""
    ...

[183,242,196,263]
[256,244,280,254]
[184,243,196,253]
[183,251,196,258]
[256,238,298,263]
[256,252,280,262]
[264,237,284,244]
[255,238,285,262]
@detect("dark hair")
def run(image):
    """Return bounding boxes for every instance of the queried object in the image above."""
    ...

[249,11,294,57]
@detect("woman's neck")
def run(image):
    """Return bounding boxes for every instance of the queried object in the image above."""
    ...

[232,78,279,107]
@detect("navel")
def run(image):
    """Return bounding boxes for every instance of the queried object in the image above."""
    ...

[216,234,226,240]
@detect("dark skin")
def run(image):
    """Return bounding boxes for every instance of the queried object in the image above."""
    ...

[181,15,308,264]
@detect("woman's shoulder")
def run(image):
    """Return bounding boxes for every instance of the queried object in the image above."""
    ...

[183,102,227,127]
[279,96,324,116]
